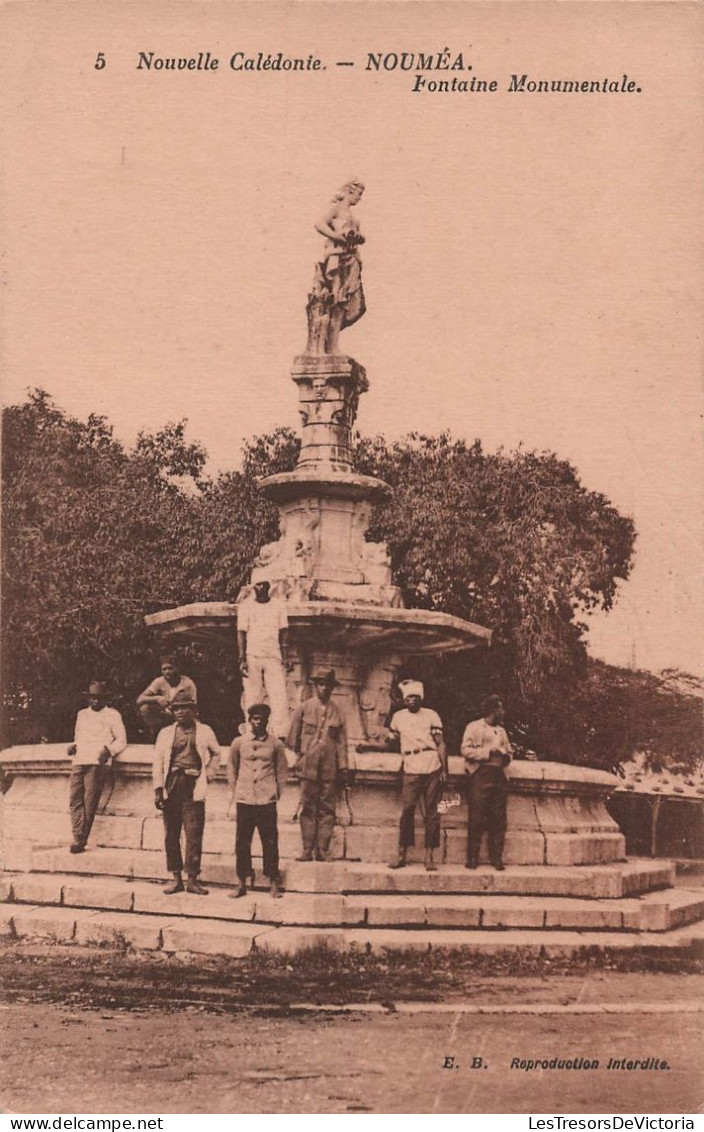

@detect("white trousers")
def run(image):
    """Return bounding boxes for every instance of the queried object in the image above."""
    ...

[243,656,290,739]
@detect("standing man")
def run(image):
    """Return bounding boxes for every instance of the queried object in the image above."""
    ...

[137,654,198,740]
[152,688,221,895]
[461,694,512,871]
[237,581,290,742]
[388,680,447,872]
[67,680,127,853]
[287,669,348,862]
[226,703,288,899]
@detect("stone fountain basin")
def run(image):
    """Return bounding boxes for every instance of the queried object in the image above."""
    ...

[0,745,626,867]
[145,600,492,655]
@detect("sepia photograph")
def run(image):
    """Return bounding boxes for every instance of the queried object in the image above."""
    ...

[0,0,702,1118]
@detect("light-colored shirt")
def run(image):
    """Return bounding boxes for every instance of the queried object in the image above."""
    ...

[140,674,197,705]
[460,718,512,775]
[227,733,288,806]
[73,706,127,766]
[238,598,288,659]
[390,707,443,775]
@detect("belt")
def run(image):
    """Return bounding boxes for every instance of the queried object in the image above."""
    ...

[403,747,436,756]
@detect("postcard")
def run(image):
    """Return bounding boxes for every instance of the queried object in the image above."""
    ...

[1,0,702,1118]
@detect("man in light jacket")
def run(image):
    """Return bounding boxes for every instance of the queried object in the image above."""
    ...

[152,688,221,895]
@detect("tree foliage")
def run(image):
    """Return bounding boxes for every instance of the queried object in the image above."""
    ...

[4,392,697,774]
[353,432,637,763]
[2,391,237,741]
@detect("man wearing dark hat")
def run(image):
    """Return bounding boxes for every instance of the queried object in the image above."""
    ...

[67,681,127,853]
[226,703,288,899]
[287,670,348,862]
[152,688,221,895]
[461,694,512,870]
[136,654,198,740]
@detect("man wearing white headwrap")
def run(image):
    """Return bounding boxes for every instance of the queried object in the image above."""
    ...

[388,679,447,871]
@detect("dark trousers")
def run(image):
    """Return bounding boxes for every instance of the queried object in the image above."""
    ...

[69,764,108,847]
[299,775,337,855]
[399,769,442,850]
[466,764,508,866]
[235,802,280,881]
[162,773,205,877]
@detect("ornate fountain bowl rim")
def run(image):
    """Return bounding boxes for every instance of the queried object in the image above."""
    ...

[260,468,392,502]
[145,600,492,655]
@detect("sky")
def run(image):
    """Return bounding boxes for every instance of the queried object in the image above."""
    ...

[2,1,702,675]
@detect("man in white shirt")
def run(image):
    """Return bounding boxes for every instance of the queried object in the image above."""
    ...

[388,679,447,872]
[461,694,512,870]
[237,581,291,741]
[67,681,127,853]
[136,654,198,740]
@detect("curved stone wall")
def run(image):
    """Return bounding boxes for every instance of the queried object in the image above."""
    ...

[0,745,625,869]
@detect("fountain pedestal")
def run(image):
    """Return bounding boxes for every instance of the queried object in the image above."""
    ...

[147,351,491,751]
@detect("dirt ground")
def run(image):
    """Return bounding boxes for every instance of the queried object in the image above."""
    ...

[1,943,703,1115]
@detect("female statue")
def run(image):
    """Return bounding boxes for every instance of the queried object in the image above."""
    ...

[306,180,366,355]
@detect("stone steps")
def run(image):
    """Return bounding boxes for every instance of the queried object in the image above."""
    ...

[26,846,674,899]
[3,868,702,933]
[2,900,704,959]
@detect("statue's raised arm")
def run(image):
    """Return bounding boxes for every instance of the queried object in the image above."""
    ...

[306,179,366,356]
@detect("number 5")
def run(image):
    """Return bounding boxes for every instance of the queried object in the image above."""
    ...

[95,52,106,70]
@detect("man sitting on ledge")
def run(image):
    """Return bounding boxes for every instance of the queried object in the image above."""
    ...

[137,653,198,741]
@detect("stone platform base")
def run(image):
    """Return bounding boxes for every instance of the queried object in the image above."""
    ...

[3,744,702,956]
[0,745,628,871]
[2,854,703,957]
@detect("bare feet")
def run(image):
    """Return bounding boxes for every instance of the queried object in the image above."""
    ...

[228,882,248,899]
[388,854,407,870]
[186,879,209,895]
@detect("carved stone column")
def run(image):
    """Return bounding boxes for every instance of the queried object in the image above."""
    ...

[292,355,369,471]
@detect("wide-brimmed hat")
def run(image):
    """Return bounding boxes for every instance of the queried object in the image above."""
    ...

[171,688,197,707]
[84,681,110,700]
[312,669,339,687]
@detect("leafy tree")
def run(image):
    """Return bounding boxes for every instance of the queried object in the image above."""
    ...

[8,396,695,776]
[243,428,638,765]
[133,420,207,483]
[1,391,234,742]
[573,662,703,775]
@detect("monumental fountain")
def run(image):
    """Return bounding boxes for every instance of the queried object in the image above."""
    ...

[1,182,701,954]
[145,178,491,754]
